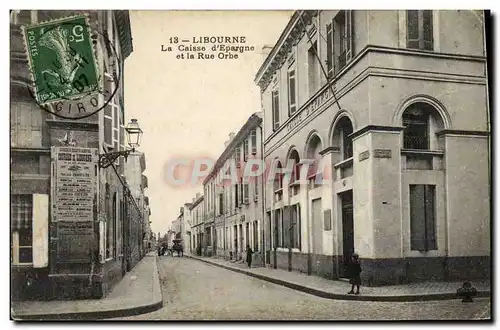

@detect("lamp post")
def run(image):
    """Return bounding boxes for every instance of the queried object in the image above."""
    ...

[99,118,144,168]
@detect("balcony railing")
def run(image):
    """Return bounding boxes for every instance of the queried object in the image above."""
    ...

[403,135,429,150]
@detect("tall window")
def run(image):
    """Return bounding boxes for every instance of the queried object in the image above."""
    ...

[334,10,353,73]
[291,204,301,249]
[243,182,249,204]
[254,176,259,202]
[308,41,319,96]
[272,89,280,131]
[253,220,259,251]
[409,185,437,251]
[326,23,334,77]
[243,138,249,161]
[218,193,224,216]
[407,10,433,51]
[287,69,297,115]
[403,105,430,150]
[274,209,282,248]
[11,195,33,265]
[235,146,241,168]
[105,186,112,259]
[250,129,257,155]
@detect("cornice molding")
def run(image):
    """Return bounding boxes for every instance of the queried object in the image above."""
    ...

[256,10,319,91]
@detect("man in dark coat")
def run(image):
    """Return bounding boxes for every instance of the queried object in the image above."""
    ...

[246,245,253,268]
[347,253,362,295]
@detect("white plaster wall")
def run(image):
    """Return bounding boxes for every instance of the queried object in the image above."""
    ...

[370,131,403,259]
[444,135,490,256]
[352,132,374,258]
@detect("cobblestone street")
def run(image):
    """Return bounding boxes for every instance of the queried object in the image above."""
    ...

[116,257,490,320]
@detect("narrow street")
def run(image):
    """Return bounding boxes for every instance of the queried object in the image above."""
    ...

[116,257,490,320]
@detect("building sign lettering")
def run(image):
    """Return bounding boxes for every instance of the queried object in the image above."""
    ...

[51,147,98,222]
[286,86,334,133]
[373,149,392,159]
[359,150,370,162]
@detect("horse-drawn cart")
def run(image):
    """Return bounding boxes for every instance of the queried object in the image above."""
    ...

[172,239,184,257]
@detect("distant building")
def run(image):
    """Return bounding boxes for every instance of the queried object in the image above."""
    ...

[189,193,204,255]
[203,112,264,262]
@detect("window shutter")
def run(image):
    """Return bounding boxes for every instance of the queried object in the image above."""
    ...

[424,185,437,250]
[326,23,333,77]
[251,129,257,155]
[283,206,290,248]
[104,105,113,147]
[422,10,433,50]
[287,70,296,114]
[410,185,426,251]
[244,183,249,203]
[346,10,353,62]
[297,204,302,249]
[32,194,49,268]
[406,10,420,49]
[243,138,248,161]
[254,178,259,202]
[272,90,280,130]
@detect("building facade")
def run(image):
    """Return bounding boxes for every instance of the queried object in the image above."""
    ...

[189,193,205,255]
[256,10,490,285]
[203,113,265,263]
[124,152,149,258]
[10,10,142,300]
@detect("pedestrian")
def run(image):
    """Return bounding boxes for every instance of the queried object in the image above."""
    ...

[246,245,253,268]
[347,253,362,295]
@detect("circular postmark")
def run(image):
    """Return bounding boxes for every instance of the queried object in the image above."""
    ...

[22,15,121,120]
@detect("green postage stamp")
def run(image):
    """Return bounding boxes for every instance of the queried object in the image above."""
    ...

[22,15,100,105]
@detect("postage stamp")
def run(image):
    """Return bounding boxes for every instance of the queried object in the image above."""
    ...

[22,15,100,106]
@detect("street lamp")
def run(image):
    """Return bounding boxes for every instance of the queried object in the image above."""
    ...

[99,118,144,168]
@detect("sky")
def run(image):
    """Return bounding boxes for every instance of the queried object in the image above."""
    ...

[124,10,293,235]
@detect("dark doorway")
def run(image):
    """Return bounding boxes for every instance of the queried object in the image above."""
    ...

[339,190,354,277]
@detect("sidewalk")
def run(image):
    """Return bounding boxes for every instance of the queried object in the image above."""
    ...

[187,254,490,302]
[11,252,163,320]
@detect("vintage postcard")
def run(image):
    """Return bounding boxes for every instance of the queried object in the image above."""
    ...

[9,9,491,321]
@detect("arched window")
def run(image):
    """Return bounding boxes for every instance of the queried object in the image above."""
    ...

[306,134,323,187]
[332,116,354,161]
[402,102,444,150]
[288,150,301,183]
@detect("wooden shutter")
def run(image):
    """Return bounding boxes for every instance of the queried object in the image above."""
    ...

[272,90,280,130]
[32,193,49,268]
[425,185,437,250]
[287,70,296,114]
[410,185,426,251]
[346,10,353,62]
[326,23,333,77]
[282,206,290,248]
[406,10,420,49]
[251,129,257,155]
[422,10,433,50]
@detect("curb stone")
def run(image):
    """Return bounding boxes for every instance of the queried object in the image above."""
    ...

[187,255,490,302]
[12,256,164,321]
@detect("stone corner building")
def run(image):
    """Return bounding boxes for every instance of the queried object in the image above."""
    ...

[10,10,147,300]
[256,10,490,286]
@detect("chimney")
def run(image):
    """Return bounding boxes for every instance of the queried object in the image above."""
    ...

[192,197,195,203]
[224,140,229,148]
[179,207,183,214]
[196,192,201,200]
[229,132,235,141]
